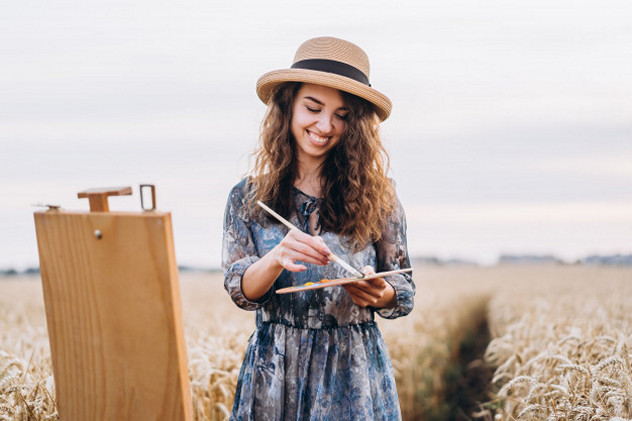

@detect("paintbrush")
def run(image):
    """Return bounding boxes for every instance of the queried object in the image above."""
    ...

[257,200,364,278]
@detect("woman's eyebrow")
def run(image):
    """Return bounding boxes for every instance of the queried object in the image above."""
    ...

[304,96,348,111]
[304,96,324,105]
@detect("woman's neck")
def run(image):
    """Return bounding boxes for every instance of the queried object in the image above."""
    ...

[295,160,324,198]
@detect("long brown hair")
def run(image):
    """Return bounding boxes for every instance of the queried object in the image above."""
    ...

[248,82,395,251]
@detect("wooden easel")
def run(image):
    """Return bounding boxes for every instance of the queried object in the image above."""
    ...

[33,186,193,421]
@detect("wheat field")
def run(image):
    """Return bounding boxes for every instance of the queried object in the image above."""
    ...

[1,265,631,420]
[484,266,632,420]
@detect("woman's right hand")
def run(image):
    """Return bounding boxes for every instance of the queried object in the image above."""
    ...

[241,228,331,301]
[271,228,331,272]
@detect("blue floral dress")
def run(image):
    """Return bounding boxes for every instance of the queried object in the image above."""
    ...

[222,178,415,421]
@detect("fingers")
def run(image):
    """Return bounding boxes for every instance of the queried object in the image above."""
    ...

[343,265,397,307]
[345,278,386,297]
[359,265,376,277]
[343,283,384,307]
[281,259,308,272]
[343,273,389,307]
[285,230,330,260]
[274,229,331,272]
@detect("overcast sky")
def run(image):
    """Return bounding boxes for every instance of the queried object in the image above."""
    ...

[1,0,631,268]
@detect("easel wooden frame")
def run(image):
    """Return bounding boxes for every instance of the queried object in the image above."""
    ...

[34,187,193,420]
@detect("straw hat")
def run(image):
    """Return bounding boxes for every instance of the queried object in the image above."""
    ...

[256,37,392,121]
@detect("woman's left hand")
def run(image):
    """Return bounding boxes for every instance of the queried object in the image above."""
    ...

[342,266,397,309]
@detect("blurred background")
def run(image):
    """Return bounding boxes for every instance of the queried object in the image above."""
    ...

[1,0,631,270]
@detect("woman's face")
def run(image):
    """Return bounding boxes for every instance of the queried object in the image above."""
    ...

[290,83,348,166]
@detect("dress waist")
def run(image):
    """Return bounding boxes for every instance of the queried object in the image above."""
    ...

[258,311,374,330]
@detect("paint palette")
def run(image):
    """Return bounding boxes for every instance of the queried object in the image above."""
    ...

[275,268,413,294]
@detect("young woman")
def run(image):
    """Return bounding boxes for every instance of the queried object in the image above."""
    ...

[222,36,415,420]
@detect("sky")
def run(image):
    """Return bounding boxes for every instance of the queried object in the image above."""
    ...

[1,0,631,269]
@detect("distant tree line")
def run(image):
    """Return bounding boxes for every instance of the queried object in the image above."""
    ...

[2,255,632,277]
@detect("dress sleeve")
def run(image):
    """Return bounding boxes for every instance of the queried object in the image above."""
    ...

[221,182,274,310]
[374,195,415,319]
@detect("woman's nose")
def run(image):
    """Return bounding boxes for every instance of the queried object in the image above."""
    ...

[316,114,333,133]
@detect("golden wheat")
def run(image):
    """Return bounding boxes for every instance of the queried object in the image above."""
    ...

[1,268,494,421]
[0,277,57,421]
[179,273,253,421]
[380,265,494,419]
[484,266,632,420]
[3,266,630,421]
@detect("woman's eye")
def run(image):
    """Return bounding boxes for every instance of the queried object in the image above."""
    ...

[336,113,348,121]
[306,106,320,113]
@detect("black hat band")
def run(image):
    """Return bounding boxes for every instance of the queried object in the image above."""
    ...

[291,59,371,87]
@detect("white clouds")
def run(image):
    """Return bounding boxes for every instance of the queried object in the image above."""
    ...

[535,153,632,178]
[405,201,632,225]
[404,200,632,265]
[1,0,631,267]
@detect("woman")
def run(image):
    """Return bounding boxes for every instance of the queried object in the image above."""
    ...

[222,36,415,420]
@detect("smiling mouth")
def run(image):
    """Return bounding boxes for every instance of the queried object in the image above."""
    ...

[307,130,330,145]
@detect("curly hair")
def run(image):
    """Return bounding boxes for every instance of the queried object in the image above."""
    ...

[247,82,395,251]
